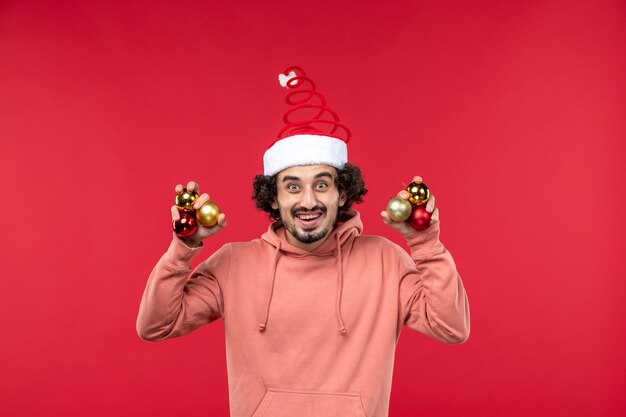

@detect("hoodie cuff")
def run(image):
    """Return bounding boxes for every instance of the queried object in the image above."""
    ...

[404,220,444,260]
[161,233,204,270]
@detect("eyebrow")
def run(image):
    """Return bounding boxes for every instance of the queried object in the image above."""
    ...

[314,172,333,180]
[281,171,334,183]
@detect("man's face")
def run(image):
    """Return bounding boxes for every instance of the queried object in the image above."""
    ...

[272,164,347,251]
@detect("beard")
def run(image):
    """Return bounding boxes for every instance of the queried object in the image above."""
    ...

[289,224,333,244]
[287,205,335,244]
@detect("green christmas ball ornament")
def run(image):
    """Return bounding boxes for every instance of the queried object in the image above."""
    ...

[386,197,413,222]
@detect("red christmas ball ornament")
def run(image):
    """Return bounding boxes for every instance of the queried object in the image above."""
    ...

[173,209,198,237]
[408,205,432,231]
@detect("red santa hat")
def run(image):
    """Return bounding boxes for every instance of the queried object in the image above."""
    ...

[263,66,352,176]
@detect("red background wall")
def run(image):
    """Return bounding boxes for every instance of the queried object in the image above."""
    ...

[1,1,625,416]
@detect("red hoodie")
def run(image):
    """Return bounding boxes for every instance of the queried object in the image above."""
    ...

[137,209,470,417]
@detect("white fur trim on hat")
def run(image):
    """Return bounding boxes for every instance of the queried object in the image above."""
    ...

[263,134,348,176]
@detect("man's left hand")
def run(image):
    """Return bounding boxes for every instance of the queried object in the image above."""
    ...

[380,175,439,235]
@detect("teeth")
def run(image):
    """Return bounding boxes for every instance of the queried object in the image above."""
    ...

[297,213,321,220]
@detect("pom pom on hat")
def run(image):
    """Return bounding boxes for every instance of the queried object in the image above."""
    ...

[263,66,351,176]
[278,70,297,88]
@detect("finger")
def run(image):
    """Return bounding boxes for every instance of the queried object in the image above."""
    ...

[380,211,392,225]
[432,207,439,222]
[216,213,227,228]
[186,181,199,193]
[426,194,436,213]
[175,184,183,193]
[412,176,422,183]
[193,193,211,210]
[171,205,180,221]
[397,190,410,200]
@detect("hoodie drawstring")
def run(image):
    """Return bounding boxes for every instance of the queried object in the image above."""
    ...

[259,241,281,332]
[336,233,348,335]
[258,236,348,336]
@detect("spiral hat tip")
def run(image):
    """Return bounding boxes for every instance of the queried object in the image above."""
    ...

[263,66,351,176]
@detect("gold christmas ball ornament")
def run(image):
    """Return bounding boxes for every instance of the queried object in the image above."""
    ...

[196,201,220,227]
[175,188,198,209]
[386,197,413,222]
[406,182,430,205]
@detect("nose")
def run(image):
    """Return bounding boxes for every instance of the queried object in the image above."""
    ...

[300,187,317,210]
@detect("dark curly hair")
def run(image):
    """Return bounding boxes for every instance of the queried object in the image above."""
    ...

[252,163,368,221]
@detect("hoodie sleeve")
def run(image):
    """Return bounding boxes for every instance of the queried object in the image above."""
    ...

[136,235,231,341]
[398,221,470,344]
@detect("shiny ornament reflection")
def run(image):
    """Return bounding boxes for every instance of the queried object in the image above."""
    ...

[196,201,220,227]
[406,182,430,205]
[175,189,198,210]
[173,209,198,237]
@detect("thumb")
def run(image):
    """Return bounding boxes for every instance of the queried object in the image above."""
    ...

[216,213,227,228]
[380,211,393,225]
[171,205,180,221]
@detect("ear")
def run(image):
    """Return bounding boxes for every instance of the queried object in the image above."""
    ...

[339,191,347,207]
[270,199,279,210]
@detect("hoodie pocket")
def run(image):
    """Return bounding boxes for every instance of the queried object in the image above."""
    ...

[252,387,367,417]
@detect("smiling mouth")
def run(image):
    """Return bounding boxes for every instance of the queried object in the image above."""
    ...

[294,211,324,228]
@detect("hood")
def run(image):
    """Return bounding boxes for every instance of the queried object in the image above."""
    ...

[257,209,363,336]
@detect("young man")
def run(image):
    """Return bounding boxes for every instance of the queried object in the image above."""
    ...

[136,68,470,417]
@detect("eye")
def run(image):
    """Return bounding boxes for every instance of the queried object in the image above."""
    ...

[287,184,300,191]
[315,182,328,190]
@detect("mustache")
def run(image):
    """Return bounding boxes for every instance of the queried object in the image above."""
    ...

[291,206,327,216]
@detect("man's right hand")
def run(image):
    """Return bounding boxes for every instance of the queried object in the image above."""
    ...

[171,181,227,248]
